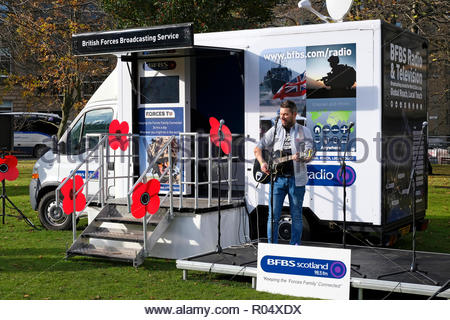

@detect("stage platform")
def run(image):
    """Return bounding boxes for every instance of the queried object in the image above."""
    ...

[176,241,450,299]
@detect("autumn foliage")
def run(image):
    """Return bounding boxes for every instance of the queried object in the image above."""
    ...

[0,0,114,137]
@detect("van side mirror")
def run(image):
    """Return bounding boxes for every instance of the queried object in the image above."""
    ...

[51,135,58,153]
[58,141,66,154]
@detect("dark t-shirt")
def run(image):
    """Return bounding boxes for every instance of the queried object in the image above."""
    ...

[280,127,294,176]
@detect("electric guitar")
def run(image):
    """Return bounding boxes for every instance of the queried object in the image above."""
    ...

[253,149,315,184]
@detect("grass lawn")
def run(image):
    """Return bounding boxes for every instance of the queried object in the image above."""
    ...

[394,165,450,253]
[0,160,448,300]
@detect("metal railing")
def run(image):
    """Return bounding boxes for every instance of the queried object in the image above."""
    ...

[57,131,238,250]
[127,135,175,255]
[56,132,137,243]
[428,136,450,164]
[56,134,107,242]
[178,132,238,209]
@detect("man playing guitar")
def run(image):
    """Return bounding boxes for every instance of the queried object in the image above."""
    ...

[254,100,314,245]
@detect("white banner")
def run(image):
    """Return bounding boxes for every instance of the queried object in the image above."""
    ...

[257,243,351,299]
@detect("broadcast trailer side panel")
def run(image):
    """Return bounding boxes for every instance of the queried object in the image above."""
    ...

[195,21,384,236]
[381,22,428,235]
[236,22,382,227]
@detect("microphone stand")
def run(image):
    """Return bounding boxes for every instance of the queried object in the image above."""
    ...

[0,150,39,230]
[269,117,279,244]
[214,121,235,260]
[340,124,364,277]
[378,124,438,285]
[341,124,352,248]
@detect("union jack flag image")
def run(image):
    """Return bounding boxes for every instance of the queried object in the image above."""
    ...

[272,71,306,100]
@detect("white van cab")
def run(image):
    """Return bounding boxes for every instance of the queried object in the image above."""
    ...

[29,69,122,230]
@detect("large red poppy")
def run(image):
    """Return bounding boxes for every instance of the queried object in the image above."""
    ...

[209,117,232,155]
[131,179,161,219]
[109,119,129,151]
[60,175,86,215]
[0,155,19,182]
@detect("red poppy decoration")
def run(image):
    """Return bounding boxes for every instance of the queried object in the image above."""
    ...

[0,155,19,182]
[109,119,129,151]
[131,179,161,219]
[209,117,232,155]
[60,175,86,215]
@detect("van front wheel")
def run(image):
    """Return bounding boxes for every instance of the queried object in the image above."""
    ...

[38,192,72,230]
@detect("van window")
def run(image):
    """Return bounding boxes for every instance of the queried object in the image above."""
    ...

[83,109,114,135]
[13,114,60,135]
[31,120,59,135]
[82,108,114,149]
[67,116,84,154]
[66,108,113,154]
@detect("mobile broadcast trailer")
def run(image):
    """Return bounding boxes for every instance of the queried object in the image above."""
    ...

[30,20,428,255]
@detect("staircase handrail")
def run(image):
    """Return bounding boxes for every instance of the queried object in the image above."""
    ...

[56,134,108,242]
[127,135,175,256]
[127,135,175,214]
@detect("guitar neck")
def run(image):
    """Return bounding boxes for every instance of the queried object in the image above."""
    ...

[273,154,295,164]
[272,150,312,165]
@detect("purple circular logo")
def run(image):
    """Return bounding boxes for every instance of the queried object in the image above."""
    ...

[336,166,356,186]
[330,261,347,279]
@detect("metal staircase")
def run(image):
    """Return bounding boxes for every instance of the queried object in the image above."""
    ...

[61,132,238,266]
[62,134,177,267]
[66,202,172,267]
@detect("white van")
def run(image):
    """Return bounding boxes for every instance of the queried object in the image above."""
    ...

[6,112,61,158]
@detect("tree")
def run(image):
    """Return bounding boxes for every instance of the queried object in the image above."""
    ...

[0,0,114,137]
[99,0,280,32]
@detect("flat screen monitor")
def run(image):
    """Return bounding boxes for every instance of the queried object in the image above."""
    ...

[140,76,180,104]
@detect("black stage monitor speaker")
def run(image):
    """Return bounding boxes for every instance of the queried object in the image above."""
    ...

[278,215,292,241]
[0,114,13,151]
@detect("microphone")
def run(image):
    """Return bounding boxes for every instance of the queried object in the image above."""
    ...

[272,115,279,125]
[218,119,225,141]
[348,122,354,130]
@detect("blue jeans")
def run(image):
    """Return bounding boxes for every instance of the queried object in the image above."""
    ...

[267,176,305,245]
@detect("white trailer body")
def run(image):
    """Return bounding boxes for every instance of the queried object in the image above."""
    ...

[193,20,428,244]
[194,21,381,221]
[31,20,428,247]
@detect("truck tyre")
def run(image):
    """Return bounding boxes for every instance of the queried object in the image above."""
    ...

[38,191,72,230]
[33,145,49,159]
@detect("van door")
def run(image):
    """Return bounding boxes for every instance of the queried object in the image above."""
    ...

[58,108,114,201]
